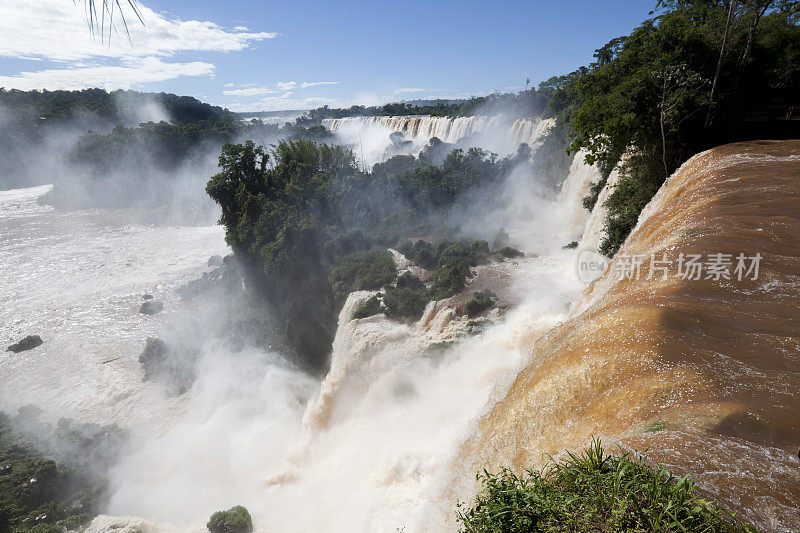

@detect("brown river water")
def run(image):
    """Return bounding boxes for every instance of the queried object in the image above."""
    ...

[446,140,800,531]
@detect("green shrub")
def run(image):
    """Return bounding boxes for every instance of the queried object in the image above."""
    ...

[599,155,666,257]
[457,439,755,532]
[382,286,429,322]
[643,420,668,433]
[352,295,382,319]
[207,505,253,533]
[428,242,487,299]
[329,247,397,304]
[396,271,425,290]
[396,239,438,270]
[0,411,117,533]
[582,174,608,211]
[465,289,497,318]
[498,246,524,258]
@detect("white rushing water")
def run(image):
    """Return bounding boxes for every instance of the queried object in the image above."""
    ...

[322,115,554,166]
[0,185,229,427]
[2,151,598,532]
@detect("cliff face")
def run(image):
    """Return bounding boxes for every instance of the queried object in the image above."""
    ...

[451,141,800,531]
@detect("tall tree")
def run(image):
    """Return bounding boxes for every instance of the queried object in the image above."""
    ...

[706,0,739,128]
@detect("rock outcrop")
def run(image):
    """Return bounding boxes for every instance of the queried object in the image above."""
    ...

[138,300,163,315]
[7,335,43,353]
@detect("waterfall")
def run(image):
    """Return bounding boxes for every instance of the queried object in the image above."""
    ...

[322,115,554,165]
[556,151,599,243]
[446,141,800,532]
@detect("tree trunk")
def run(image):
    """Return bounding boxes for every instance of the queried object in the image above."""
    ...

[660,86,669,178]
[705,0,738,129]
[741,1,771,66]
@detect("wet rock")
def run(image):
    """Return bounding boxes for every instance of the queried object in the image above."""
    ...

[389,131,406,146]
[138,337,195,395]
[139,300,164,315]
[7,335,43,353]
[208,255,224,267]
[142,294,154,300]
[138,337,169,382]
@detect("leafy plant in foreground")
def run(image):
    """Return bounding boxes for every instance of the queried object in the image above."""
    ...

[458,439,756,532]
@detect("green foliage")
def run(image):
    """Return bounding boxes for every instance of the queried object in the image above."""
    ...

[555,2,800,255]
[300,88,556,123]
[599,154,666,256]
[396,272,425,291]
[395,240,439,271]
[353,295,383,319]
[465,289,498,318]
[0,408,126,533]
[428,242,490,300]
[0,88,228,126]
[206,136,509,367]
[458,439,756,533]
[330,248,397,304]
[382,286,430,322]
[207,505,253,533]
[498,247,524,259]
[70,117,238,175]
[582,175,608,211]
[644,420,669,433]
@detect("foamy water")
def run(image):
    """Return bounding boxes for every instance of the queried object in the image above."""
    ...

[323,115,554,166]
[2,152,597,532]
[0,185,229,427]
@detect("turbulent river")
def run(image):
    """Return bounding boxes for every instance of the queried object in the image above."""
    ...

[0,148,596,531]
[0,185,229,425]
[5,132,797,533]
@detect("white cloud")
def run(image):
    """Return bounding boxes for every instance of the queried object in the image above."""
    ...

[222,86,279,96]
[0,0,277,62]
[0,57,215,91]
[394,87,426,94]
[227,93,338,112]
[300,81,339,88]
[234,26,250,31]
[0,0,276,90]
[224,81,340,99]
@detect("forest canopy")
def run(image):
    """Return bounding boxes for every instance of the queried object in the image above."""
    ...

[206,139,532,369]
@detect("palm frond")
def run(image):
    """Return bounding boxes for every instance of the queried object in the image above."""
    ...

[77,0,144,44]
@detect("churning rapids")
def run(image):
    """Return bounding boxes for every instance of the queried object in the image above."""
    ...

[5,130,795,532]
[0,140,595,532]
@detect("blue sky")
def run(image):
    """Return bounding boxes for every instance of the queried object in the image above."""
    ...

[0,0,656,111]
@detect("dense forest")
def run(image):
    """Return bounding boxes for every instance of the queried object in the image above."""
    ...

[553,0,800,254]
[300,1,800,255]
[204,0,800,367]
[206,139,536,369]
[0,88,333,212]
[0,88,234,193]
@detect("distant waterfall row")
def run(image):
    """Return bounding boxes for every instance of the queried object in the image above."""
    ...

[322,115,554,151]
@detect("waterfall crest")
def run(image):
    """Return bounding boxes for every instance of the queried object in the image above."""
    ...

[447,140,800,532]
[322,115,554,164]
